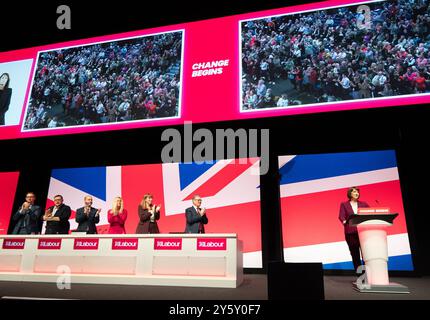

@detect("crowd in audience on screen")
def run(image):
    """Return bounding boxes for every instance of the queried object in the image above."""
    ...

[23,32,182,129]
[241,0,430,109]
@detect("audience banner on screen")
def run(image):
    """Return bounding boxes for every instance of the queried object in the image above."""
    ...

[46,158,262,268]
[1,0,430,141]
[278,150,414,271]
[0,172,20,234]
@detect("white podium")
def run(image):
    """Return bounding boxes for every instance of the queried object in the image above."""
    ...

[347,212,409,293]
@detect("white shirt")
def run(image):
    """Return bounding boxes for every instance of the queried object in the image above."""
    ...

[118,101,130,112]
[260,61,269,71]
[96,103,105,114]
[48,119,58,128]
[52,206,59,216]
[341,77,351,89]
[372,74,387,87]
[150,211,155,222]
[277,97,289,107]
[350,201,358,215]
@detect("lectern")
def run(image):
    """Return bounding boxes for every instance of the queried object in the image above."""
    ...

[347,210,409,293]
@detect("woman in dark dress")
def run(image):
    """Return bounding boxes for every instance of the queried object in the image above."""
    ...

[135,193,161,234]
[0,73,12,126]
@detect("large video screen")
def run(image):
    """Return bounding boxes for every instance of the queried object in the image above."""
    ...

[23,31,183,131]
[0,0,429,141]
[278,150,414,271]
[240,0,430,111]
[0,171,20,234]
[46,158,262,268]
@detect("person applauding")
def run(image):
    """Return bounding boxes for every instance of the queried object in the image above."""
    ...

[108,197,127,234]
[136,193,161,234]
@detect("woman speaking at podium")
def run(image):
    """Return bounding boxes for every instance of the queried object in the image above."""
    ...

[338,187,369,274]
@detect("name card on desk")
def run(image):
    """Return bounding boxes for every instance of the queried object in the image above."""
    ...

[38,238,62,250]
[154,238,182,250]
[2,239,25,249]
[74,238,99,250]
[358,207,390,214]
[197,238,227,250]
[112,238,138,250]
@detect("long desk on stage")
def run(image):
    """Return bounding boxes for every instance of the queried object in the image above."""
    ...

[0,233,243,288]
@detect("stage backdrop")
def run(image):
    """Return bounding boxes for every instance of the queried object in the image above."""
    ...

[45,158,262,268]
[1,0,430,140]
[278,150,414,271]
[0,171,20,234]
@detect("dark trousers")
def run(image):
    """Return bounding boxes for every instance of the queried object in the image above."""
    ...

[18,227,29,235]
[345,232,362,272]
[45,227,59,235]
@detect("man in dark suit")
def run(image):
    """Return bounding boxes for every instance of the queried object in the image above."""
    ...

[11,192,42,234]
[75,195,101,234]
[43,194,72,234]
[338,186,369,273]
[184,195,208,234]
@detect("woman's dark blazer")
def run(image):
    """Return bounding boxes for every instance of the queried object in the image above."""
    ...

[0,87,12,125]
[338,200,369,234]
[135,205,160,234]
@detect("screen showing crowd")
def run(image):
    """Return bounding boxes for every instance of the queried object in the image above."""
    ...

[22,30,183,130]
[241,0,430,110]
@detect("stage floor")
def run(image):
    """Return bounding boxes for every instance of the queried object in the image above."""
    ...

[1,275,429,300]
[0,274,267,300]
[324,275,430,300]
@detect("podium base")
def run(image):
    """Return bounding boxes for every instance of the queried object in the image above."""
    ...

[353,282,410,294]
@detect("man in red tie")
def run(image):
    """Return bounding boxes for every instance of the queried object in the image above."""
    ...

[184,195,209,234]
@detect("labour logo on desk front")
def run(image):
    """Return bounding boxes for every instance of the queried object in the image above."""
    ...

[112,238,138,250]
[197,238,227,250]
[73,238,99,250]
[2,239,25,249]
[154,238,182,250]
[38,238,62,250]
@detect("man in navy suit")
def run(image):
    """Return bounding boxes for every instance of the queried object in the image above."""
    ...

[75,195,101,234]
[339,186,369,273]
[12,192,42,234]
[184,195,208,234]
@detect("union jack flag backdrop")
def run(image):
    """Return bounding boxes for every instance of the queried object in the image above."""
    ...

[279,150,414,271]
[46,158,262,268]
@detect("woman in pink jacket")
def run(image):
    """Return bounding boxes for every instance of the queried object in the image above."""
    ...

[107,197,127,234]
